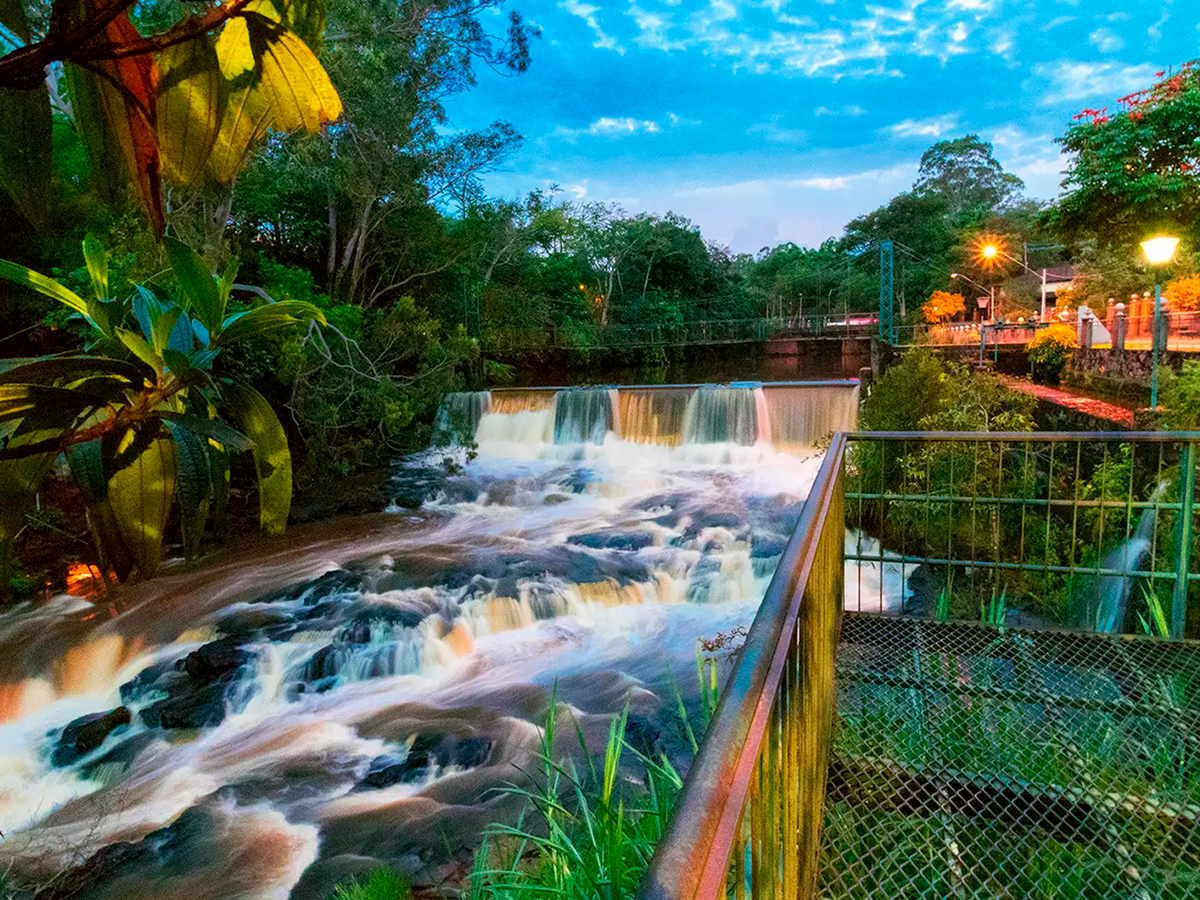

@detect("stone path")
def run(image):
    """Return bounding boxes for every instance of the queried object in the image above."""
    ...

[996,375,1136,428]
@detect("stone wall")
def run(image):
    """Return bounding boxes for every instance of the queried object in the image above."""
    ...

[1070,347,1200,381]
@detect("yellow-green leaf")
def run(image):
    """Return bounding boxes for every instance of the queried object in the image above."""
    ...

[116,327,162,374]
[166,238,223,334]
[0,259,88,315]
[82,236,109,300]
[256,26,342,132]
[108,432,177,579]
[156,37,221,185]
[224,384,291,534]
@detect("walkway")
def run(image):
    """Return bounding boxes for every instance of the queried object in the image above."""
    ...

[996,374,1136,428]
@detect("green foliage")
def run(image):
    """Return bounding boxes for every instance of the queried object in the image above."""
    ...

[0,237,324,586]
[1158,360,1200,428]
[327,869,410,900]
[283,296,477,476]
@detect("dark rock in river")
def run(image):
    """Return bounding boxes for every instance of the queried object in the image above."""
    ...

[141,682,229,729]
[359,734,493,789]
[567,529,655,551]
[183,636,250,681]
[51,707,131,766]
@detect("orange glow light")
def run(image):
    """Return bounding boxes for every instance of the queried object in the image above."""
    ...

[975,235,1006,270]
[65,563,107,596]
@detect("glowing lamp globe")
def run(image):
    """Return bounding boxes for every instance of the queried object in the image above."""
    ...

[1141,236,1180,266]
[981,244,998,260]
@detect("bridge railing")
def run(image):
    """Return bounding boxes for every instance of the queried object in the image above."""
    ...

[640,430,1200,900]
[639,435,847,900]
[480,315,876,351]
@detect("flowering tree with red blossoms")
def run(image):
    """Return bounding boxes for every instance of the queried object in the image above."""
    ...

[1050,61,1200,250]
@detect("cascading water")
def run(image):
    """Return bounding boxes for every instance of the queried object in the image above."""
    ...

[681,384,770,446]
[432,391,491,445]
[0,379,893,900]
[1091,498,1160,633]
[552,387,619,445]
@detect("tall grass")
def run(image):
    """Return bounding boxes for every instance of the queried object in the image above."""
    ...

[467,700,685,900]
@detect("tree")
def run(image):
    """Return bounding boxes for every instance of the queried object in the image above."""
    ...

[0,0,342,231]
[1051,61,1200,249]
[922,290,965,323]
[915,135,1024,220]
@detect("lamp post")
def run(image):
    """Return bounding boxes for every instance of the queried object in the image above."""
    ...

[1141,235,1180,409]
[982,243,1051,319]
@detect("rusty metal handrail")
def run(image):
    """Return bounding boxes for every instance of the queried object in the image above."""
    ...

[639,434,847,900]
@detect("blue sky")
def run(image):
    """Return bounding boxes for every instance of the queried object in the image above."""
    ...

[447,0,1199,253]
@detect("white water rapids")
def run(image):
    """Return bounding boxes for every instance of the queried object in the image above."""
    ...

[0,383,905,899]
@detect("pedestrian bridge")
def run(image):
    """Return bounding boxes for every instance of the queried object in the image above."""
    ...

[482,314,879,351]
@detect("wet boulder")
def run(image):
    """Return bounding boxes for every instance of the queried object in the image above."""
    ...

[141,682,228,729]
[358,734,493,789]
[51,707,132,767]
[183,637,250,682]
[750,531,789,559]
[567,529,655,552]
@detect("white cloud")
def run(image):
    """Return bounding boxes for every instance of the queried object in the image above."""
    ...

[560,0,624,53]
[589,116,662,135]
[677,163,914,199]
[748,120,808,144]
[614,0,1004,79]
[667,112,702,128]
[1036,61,1158,104]
[814,105,867,117]
[1088,28,1125,53]
[884,113,961,139]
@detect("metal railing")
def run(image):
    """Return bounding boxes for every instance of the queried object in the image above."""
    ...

[640,429,1200,900]
[640,434,847,900]
[480,315,877,351]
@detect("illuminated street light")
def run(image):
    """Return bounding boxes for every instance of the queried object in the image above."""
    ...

[981,244,998,260]
[1142,236,1180,265]
[1141,235,1180,409]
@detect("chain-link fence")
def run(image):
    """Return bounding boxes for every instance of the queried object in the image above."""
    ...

[845,433,1200,640]
[820,613,1200,899]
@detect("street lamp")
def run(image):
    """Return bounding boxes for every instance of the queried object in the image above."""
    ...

[981,243,1053,320]
[1141,235,1180,409]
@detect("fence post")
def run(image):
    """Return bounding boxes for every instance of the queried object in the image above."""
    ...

[1173,441,1197,640]
[1114,303,1127,352]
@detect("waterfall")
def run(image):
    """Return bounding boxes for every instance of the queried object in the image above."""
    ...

[765,383,862,454]
[465,381,859,457]
[552,387,620,445]
[432,391,491,445]
[618,389,691,446]
[681,384,770,446]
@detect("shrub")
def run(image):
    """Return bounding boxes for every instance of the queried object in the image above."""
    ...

[1026,323,1077,384]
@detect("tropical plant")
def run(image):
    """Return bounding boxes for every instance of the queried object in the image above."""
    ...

[0,0,342,231]
[1026,323,1077,384]
[0,237,325,585]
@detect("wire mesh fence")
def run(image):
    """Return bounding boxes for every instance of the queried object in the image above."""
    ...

[820,613,1200,900]
[844,433,1200,641]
